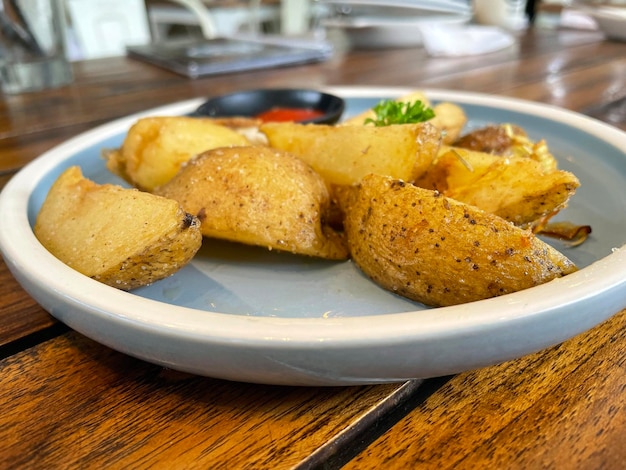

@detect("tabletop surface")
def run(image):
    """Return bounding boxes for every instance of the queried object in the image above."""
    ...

[1,25,625,469]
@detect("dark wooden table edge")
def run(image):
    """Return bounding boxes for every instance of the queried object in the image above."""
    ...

[0,320,68,359]
[296,376,453,469]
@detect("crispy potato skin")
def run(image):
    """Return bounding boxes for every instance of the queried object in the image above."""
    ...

[155,146,349,260]
[104,116,250,192]
[260,121,441,186]
[342,174,577,307]
[34,166,202,290]
[415,147,580,228]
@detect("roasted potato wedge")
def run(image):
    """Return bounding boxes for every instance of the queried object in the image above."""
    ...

[104,116,251,192]
[260,121,441,186]
[428,102,468,145]
[156,146,349,260]
[342,91,467,145]
[341,174,577,307]
[415,146,580,228]
[34,166,202,290]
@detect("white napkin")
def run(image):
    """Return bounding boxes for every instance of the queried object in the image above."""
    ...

[418,24,516,57]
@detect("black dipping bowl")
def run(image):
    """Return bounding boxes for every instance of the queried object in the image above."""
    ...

[192,88,345,124]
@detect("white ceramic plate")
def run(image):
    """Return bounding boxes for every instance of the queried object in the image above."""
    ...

[1,87,625,386]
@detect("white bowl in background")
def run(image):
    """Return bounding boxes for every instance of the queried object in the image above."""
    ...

[587,6,626,41]
[322,14,471,49]
[318,0,472,48]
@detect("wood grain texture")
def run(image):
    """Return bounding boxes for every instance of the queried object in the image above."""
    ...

[344,308,626,469]
[0,257,57,348]
[0,332,412,469]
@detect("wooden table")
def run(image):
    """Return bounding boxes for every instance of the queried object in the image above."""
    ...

[1,27,625,469]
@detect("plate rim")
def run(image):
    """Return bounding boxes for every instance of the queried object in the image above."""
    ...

[1,86,625,359]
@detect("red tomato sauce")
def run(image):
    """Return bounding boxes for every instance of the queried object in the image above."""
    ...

[256,107,325,122]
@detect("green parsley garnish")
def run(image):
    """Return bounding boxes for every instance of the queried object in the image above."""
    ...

[364,100,435,126]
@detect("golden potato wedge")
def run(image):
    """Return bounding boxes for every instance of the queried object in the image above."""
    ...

[342,174,577,307]
[342,91,466,145]
[156,146,349,260]
[428,102,468,145]
[34,166,203,290]
[415,146,580,228]
[104,116,251,192]
[260,121,441,186]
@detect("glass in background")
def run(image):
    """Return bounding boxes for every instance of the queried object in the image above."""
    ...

[0,0,72,94]
[473,0,529,30]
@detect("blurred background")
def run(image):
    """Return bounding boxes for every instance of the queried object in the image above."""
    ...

[57,0,626,61]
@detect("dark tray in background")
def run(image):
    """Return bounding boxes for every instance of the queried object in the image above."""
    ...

[126,36,333,78]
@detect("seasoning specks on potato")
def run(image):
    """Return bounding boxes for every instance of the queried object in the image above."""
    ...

[156,146,349,260]
[415,146,580,229]
[34,166,203,290]
[341,173,578,307]
[38,90,584,302]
